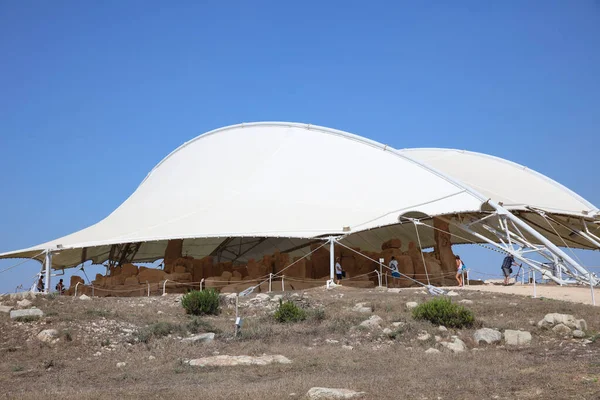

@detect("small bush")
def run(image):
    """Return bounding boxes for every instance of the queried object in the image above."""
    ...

[135,322,182,343]
[181,289,220,316]
[187,317,220,334]
[412,297,474,328]
[274,300,306,323]
[308,308,326,323]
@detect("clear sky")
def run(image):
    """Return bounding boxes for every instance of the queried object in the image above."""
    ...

[1,1,599,293]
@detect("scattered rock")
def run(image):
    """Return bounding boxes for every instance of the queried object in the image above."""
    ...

[271,295,283,303]
[573,330,586,339]
[37,329,59,343]
[575,319,588,331]
[0,305,13,313]
[187,354,291,367]
[325,339,339,344]
[537,313,577,329]
[446,291,459,297]
[148,355,156,360]
[552,324,572,336]
[509,302,518,306]
[392,322,405,328]
[438,326,448,332]
[116,362,126,368]
[440,336,466,353]
[10,308,44,319]
[405,302,418,310]
[382,328,392,335]
[342,345,354,350]
[504,330,532,346]
[93,351,102,357]
[16,299,32,308]
[79,294,91,301]
[387,288,401,293]
[254,294,270,302]
[425,348,440,354]
[181,333,215,343]
[417,332,431,341]
[359,315,383,330]
[458,299,473,304]
[306,387,366,399]
[352,303,372,313]
[473,328,502,345]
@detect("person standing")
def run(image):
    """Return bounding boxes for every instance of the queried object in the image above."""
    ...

[501,254,520,285]
[37,275,45,292]
[455,255,465,287]
[389,256,400,278]
[335,257,343,284]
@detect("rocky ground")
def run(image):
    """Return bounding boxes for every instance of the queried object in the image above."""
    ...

[1,286,600,399]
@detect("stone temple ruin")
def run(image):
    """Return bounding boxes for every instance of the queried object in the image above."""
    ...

[67,218,463,296]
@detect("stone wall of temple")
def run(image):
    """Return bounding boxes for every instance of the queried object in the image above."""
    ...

[68,230,458,296]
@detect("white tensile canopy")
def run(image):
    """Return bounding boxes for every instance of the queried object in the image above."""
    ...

[1,122,598,284]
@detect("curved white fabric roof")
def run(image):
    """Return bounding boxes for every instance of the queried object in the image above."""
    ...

[1,122,597,268]
[400,148,598,217]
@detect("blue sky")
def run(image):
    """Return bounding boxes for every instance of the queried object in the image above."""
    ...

[1,1,599,293]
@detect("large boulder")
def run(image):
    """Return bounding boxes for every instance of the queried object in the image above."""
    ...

[441,336,466,353]
[306,387,366,399]
[537,313,579,329]
[187,354,291,367]
[120,263,139,278]
[10,308,44,319]
[138,268,166,283]
[16,299,32,309]
[359,315,383,330]
[163,239,184,270]
[181,332,215,343]
[473,328,502,344]
[433,217,457,284]
[37,329,59,343]
[504,330,532,346]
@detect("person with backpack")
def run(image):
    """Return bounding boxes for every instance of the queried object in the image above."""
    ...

[501,254,520,285]
[455,255,466,287]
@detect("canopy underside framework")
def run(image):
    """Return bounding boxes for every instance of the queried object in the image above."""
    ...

[0,122,597,286]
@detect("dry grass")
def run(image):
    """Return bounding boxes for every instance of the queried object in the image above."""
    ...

[1,287,600,399]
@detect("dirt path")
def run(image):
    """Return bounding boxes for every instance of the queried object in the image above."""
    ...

[458,283,599,305]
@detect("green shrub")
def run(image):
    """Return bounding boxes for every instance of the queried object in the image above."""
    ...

[181,289,220,316]
[274,300,306,323]
[135,322,182,343]
[412,297,474,328]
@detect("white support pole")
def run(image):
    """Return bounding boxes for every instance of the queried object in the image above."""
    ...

[162,279,169,295]
[385,273,388,288]
[147,281,150,297]
[200,278,205,291]
[268,273,272,293]
[329,237,335,281]
[44,250,52,294]
[590,273,596,306]
[74,282,81,297]
[378,258,384,287]
[532,271,537,298]
[281,276,285,292]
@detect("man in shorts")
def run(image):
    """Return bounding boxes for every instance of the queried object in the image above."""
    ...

[501,254,519,285]
[335,257,343,284]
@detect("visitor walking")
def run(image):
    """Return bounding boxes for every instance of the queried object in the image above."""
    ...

[36,275,44,292]
[501,254,520,285]
[55,278,65,294]
[455,255,466,286]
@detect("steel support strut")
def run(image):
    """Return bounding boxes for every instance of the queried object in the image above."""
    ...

[453,202,597,287]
